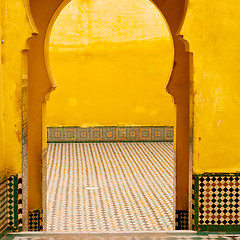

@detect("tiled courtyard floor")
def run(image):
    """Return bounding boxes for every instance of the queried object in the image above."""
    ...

[47,142,174,232]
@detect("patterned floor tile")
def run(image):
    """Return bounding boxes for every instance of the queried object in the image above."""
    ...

[47,142,175,232]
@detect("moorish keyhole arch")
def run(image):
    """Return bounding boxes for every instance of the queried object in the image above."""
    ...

[28,0,191,230]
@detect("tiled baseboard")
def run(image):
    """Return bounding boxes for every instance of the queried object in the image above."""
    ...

[47,126,174,143]
[193,173,240,231]
[0,175,8,239]
[1,173,43,236]
[0,173,22,239]
[28,209,43,231]
[0,228,7,240]
[2,171,240,233]
[175,210,188,230]
[178,173,240,231]
[7,174,23,232]
[192,174,196,230]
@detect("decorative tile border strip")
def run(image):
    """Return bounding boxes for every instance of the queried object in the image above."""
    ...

[7,176,16,230]
[47,126,174,143]
[175,210,188,230]
[17,174,23,231]
[194,173,240,231]
[28,210,42,231]
[192,174,195,230]
[6,174,23,232]
[4,173,43,234]
[39,210,43,231]
[0,175,8,239]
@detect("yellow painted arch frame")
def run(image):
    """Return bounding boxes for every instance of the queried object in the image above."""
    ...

[27,0,192,230]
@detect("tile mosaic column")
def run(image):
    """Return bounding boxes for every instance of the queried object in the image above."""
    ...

[17,174,23,231]
[7,176,18,231]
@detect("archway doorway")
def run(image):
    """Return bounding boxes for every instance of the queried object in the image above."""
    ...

[46,0,176,231]
[28,0,190,232]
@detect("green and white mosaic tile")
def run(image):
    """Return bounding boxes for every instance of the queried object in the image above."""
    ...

[7,176,15,229]
[194,173,240,232]
[29,210,41,231]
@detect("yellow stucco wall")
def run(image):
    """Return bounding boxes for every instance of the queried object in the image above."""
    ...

[0,1,4,175]
[1,0,33,174]
[46,0,175,127]
[182,0,240,173]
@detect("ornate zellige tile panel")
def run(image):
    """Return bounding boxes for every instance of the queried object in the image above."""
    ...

[17,174,23,230]
[6,174,22,232]
[195,174,240,231]
[175,210,188,230]
[7,176,15,229]
[47,126,174,143]
[29,210,42,231]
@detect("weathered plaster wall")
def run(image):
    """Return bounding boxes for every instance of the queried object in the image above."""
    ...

[182,0,240,173]
[46,0,175,127]
[0,0,4,174]
[1,0,33,174]
[2,0,22,173]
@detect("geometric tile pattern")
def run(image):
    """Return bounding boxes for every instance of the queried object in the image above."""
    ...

[0,176,8,239]
[29,210,42,232]
[39,210,43,231]
[175,210,188,230]
[47,127,174,143]
[7,176,15,230]
[7,175,22,232]
[192,174,195,229]
[47,142,174,231]
[194,174,240,231]
[17,174,23,230]
[3,232,240,240]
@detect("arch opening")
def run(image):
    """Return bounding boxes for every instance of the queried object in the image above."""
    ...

[45,0,176,231]
[27,0,190,232]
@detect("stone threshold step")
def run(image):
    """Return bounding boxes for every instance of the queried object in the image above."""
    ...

[3,231,240,240]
